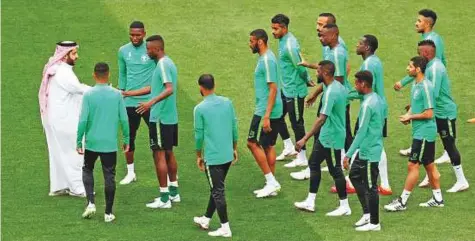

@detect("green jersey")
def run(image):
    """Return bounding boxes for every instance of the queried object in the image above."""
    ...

[319,80,348,149]
[118,42,155,107]
[253,49,283,119]
[360,55,387,118]
[323,43,351,105]
[278,32,310,98]
[194,94,238,166]
[422,31,446,66]
[410,79,437,141]
[77,84,130,152]
[322,36,347,57]
[346,92,384,162]
[150,56,178,124]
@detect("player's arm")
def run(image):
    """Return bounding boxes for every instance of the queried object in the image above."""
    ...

[264,82,278,119]
[118,50,127,90]
[118,96,130,151]
[346,106,370,158]
[194,105,205,170]
[306,84,323,107]
[230,101,238,144]
[288,43,311,83]
[394,75,414,90]
[334,51,346,85]
[150,83,173,105]
[347,89,363,101]
[123,86,151,97]
[76,95,89,153]
[262,58,279,131]
[431,66,443,100]
[303,114,327,141]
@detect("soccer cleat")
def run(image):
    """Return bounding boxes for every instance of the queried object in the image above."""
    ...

[82,203,96,219]
[146,199,172,209]
[355,223,381,232]
[434,151,451,164]
[193,216,210,230]
[447,181,469,193]
[294,200,315,212]
[208,227,232,238]
[253,188,277,196]
[418,176,430,188]
[326,205,351,217]
[384,197,407,212]
[119,173,137,185]
[170,194,181,203]
[276,148,298,161]
[399,147,412,156]
[378,186,393,195]
[330,182,356,194]
[354,214,370,227]
[419,197,444,207]
[104,213,116,223]
[49,189,69,196]
[69,191,86,198]
[290,168,310,180]
[256,183,281,198]
[284,158,308,168]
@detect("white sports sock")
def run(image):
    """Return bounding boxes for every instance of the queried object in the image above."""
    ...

[306,192,316,203]
[298,150,307,161]
[127,163,135,174]
[264,173,277,185]
[169,181,179,187]
[283,138,293,149]
[438,151,449,160]
[363,213,370,218]
[221,222,231,231]
[379,149,390,189]
[400,190,411,204]
[160,187,169,193]
[432,189,443,202]
[339,198,349,208]
[453,165,468,183]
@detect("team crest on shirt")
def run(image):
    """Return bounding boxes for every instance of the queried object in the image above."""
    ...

[141,54,150,62]
[127,52,132,60]
[413,89,420,99]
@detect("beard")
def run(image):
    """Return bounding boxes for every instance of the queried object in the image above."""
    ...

[148,53,157,60]
[200,90,204,96]
[251,45,259,54]
[66,57,76,66]
[317,75,324,83]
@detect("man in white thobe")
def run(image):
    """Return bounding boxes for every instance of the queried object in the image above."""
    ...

[39,41,90,197]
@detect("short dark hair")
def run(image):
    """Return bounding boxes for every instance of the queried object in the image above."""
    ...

[198,74,215,90]
[250,29,268,44]
[363,34,378,52]
[130,21,145,29]
[323,23,338,30]
[355,70,373,87]
[411,56,428,73]
[146,35,164,49]
[418,39,436,50]
[319,13,336,24]
[271,14,290,27]
[418,9,437,27]
[94,62,109,78]
[318,60,335,76]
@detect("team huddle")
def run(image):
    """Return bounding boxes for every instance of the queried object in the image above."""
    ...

[39,8,470,238]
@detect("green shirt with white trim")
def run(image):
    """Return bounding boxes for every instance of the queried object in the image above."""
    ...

[150,56,178,124]
[410,79,437,141]
[319,80,348,149]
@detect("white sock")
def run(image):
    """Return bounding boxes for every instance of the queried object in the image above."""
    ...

[221,222,231,231]
[264,173,277,185]
[127,163,134,174]
[306,192,316,203]
[453,165,468,183]
[379,149,390,189]
[298,150,307,161]
[362,213,370,219]
[160,187,169,193]
[400,190,411,204]
[169,181,179,187]
[432,189,443,202]
[439,150,449,160]
[88,202,95,207]
[339,198,349,208]
[283,138,293,149]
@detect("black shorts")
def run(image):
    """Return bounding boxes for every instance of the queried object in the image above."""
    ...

[355,118,387,138]
[409,139,435,166]
[436,118,456,139]
[247,115,280,148]
[149,122,178,151]
[126,107,152,151]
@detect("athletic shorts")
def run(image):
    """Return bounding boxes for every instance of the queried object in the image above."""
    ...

[247,114,280,148]
[149,122,178,151]
[409,139,435,166]
[436,118,456,139]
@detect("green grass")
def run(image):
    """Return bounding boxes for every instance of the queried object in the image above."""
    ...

[2,0,475,240]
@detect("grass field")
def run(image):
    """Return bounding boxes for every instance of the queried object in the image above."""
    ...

[2,0,475,240]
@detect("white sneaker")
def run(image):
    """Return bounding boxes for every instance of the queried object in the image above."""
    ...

[418,176,430,188]
[256,183,281,198]
[326,205,351,216]
[355,223,381,231]
[294,200,315,212]
[384,197,407,212]
[290,168,310,180]
[193,216,210,230]
[399,147,412,156]
[253,188,277,196]
[354,214,370,227]
[49,189,69,196]
[276,148,298,161]
[119,173,137,185]
[447,181,469,193]
[104,213,116,222]
[146,198,172,209]
[82,203,96,219]
[170,194,181,203]
[434,151,451,164]
[321,166,329,172]
[208,227,232,238]
[419,197,444,207]
[69,192,86,198]
[284,158,308,168]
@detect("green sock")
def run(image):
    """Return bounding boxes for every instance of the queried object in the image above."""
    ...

[160,192,170,203]
[169,186,179,196]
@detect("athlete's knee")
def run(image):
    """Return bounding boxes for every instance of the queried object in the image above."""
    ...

[330,166,344,179]
[247,140,258,150]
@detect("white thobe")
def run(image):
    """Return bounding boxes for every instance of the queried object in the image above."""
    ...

[42,62,90,195]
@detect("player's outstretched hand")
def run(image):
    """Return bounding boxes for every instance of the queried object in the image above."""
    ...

[394,81,402,91]
[399,114,411,125]
[306,80,316,87]
[295,138,306,152]
[137,101,153,114]
[305,95,317,108]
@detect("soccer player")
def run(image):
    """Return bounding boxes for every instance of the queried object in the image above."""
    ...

[247,29,283,198]
[384,56,444,212]
[344,71,384,231]
[117,21,156,185]
[351,35,392,195]
[271,14,310,167]
[396,9,448,163]
[137,35,180,208]
[193,74,238,238]
[77,62,130,222]
[294,60,351,216]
